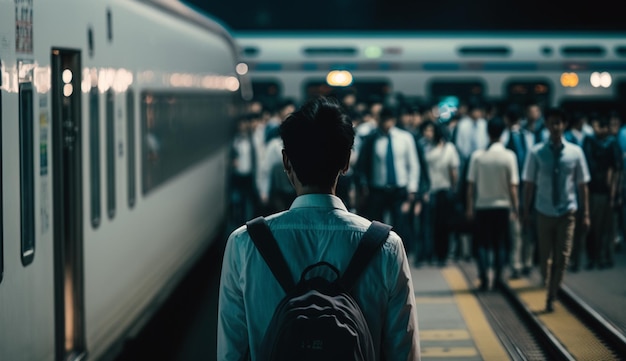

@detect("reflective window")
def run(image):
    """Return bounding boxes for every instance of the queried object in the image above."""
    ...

[89,87,101,228]
[106,90,115,219]
[141,91,234,195]
[505,80,551,108]
[127,90,136,208]
[19,83,35,266]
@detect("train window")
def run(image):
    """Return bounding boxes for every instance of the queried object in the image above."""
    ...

[505,80,551,108]
[303,79,391,104]
[458,46,510,57]
[127,90,136,208]
[616,46,626,57]
[303,47,358,56]
[251,80,282,109]
[242,46,259,57]
[106,90,115,219]
[89,86,101,228]
[141,91,233,195]
[560,46,605,57]
[429,80,485,106]
[19,82,35,266]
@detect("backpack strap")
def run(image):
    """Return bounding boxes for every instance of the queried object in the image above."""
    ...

[246,216,295,293]
[340,221,392,292]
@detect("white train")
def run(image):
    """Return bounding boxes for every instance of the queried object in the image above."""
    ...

[0,1,249,360]
[235,32,626,115]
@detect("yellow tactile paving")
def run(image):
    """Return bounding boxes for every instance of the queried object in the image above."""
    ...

[420,329,472,341]
[421,347,479,357]
[507,277,618,360]
[442,267,510,361]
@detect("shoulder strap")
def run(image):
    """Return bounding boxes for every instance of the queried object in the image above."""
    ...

[246,216,295,293]
[340,221,392,292]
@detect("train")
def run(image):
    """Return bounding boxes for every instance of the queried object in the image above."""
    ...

[234,31,626,116]
[0,0,250,360]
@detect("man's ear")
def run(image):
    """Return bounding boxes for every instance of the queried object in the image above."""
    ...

[282,149,291,172]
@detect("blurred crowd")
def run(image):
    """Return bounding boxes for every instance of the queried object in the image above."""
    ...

[226,90,625,291]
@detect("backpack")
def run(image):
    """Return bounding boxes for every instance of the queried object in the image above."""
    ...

[245,216,392,361]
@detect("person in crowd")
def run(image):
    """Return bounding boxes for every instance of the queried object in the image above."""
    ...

[521,100,548,145]
[564,111,593,147]
[565,111,592,272]
[466,117,519,290]
[355,106,420,253]
[610,110,625,253]
[419,120,460,266]
[453,100,489,162]
[522,107,590,313]
[581,113,622,270]
[258,102,298,214]
[264,98,297,144]
[500,104,532,279]
[217,96,420,360]
[228,114,261,229]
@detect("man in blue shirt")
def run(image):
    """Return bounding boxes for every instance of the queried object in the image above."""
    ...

[522,107,590,313]
[218,96,420,360]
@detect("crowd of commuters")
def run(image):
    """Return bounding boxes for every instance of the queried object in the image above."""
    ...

[226,91,625,313]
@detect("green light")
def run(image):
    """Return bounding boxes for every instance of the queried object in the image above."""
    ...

[364,46,383,59]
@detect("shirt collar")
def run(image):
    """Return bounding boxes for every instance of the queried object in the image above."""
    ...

[289,194,349,212]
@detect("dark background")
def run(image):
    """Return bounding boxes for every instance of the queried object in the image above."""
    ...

[184,0,626,32]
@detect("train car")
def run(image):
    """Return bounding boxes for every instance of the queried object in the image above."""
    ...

[0,0,250,360]
[235,31,626,116]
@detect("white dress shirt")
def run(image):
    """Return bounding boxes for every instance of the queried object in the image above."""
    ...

[371,127,420,193]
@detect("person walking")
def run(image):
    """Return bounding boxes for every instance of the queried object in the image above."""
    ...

[522,107,590,313]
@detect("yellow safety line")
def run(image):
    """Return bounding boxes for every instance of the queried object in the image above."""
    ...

[442,267,510,361]
[507,278,617,360]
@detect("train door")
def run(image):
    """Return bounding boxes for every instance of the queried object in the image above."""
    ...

[505,80,551,109]
[51,48,86,360]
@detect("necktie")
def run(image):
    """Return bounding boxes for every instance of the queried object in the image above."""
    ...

[386,134,397,186]
[512,131,526,173]
[552,145,562,207]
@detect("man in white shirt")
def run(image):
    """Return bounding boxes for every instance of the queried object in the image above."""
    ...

[466,117,519,291]
[217,96,420,360]
[355,106,420,251]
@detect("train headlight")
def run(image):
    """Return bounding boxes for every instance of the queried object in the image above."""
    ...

[590,72,612,88]
[326,70,353,87]
[560,72,578,88]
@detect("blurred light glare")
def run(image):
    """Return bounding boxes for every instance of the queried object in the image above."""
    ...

[63,83,73,97]
[600,72,612,88]
[590,72,601,87]
[560,72,578,87]
[236,63,248,75]
[364,46,383,58]
[225,76,240,91]
[62,69,72,84]
[326,70,353,87]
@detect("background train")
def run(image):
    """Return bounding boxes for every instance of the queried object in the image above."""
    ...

[234,32,626,116]
[0,1,249,360]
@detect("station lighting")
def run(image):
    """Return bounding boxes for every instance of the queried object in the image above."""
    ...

[326,70,353,87]
[590,71,612,88]
[63,68,73,96]
[560,72,578,88]
[364,46,383,58]
[236,62,248,75]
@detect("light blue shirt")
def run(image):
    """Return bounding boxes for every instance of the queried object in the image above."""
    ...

[522,139,590,216]
[454,116,489,160]
[217,194,420,361]
[617,125,626,170]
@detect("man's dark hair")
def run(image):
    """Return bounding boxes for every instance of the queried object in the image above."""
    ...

[487,117,506,139]
[280,96,355,188]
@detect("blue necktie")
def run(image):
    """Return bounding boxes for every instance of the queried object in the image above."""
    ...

[552,145,562,207]
[386,134,397,186]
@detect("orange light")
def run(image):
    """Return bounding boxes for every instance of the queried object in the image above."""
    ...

[560,72,579,88]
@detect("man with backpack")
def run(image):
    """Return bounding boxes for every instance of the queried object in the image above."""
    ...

[217,96,420,360]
